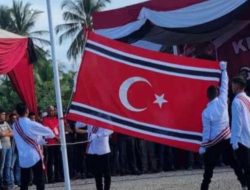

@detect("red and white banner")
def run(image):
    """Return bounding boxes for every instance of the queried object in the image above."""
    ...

[67,32,221,152]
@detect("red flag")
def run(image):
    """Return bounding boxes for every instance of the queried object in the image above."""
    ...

[67,32,221,152]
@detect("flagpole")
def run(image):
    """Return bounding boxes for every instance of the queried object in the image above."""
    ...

[46,0,71,189]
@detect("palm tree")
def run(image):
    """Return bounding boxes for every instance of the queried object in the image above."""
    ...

[0,5,14,31]
[56,0,110,60]
[10,0,50,47]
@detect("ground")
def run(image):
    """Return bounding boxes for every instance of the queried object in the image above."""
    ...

[32,167,243,190]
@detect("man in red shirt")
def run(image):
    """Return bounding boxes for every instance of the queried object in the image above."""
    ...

[43,105,63,183]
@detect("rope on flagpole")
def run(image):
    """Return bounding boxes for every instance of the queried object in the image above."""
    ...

[43,140,89,147]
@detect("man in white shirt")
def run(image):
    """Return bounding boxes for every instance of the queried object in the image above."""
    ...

[13,103,55,190]
[85,124,113,190]
[231,76,250,190]
[199,62,246,190]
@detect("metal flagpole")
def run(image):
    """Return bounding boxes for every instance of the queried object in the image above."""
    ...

[46,0,71,189]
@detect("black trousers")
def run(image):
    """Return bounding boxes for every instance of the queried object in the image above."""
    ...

[236,143,250,190]
[45,145,63,182]
[86,153,111,190]
[20,160,45,190]
[201,139,246,190]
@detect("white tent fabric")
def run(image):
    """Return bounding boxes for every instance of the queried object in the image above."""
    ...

[0,29,25,38]
[96,19,146,39]
[138,0,246,28]
[132,40,162,51]
[96,0,247,39]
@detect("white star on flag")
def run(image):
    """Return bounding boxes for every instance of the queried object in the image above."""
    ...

[153,94,168,108]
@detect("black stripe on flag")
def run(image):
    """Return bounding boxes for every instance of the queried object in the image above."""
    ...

[70,104,202,142]
[86,42,220,80]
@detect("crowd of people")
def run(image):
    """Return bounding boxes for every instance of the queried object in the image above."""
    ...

[0,104,207,190]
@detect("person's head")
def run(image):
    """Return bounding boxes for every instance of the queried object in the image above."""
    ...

[207,85,219,101]
[29,112,36,121]
[47,105,55,117]
[231,76,247,94]
[9,113,17,123]
[183,44,196,57]
[239,66,250,80]
[0,107,6,122]
[15,103,29,117]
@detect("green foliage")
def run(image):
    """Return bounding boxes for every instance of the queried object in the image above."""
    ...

[0,77,20,112]
[35,65,75,112]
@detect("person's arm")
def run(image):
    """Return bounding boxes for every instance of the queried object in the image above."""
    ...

[6,123,13,136]
[75,122,87,134]
[230,99,243,148]
[218,62,228,107]
[89,128,113,141]
[75,127,87,134]
[1,123,13,137]
[199,114,211,154]
[201,114,211,144]
[29,121,55,139]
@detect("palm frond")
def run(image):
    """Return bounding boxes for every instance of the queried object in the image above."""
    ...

[62,11,85,22]
[55,22,81,34]
[66,29,85,60]
[31,37,51,47]
[29,30,49,36]
[61,0,84,18]
[58,26,82,44]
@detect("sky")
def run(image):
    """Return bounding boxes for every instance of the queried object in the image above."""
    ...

[0,0,148,71]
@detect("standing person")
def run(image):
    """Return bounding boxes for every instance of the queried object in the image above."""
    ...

[86,124,113,190]
[231,76,250,190]
[13,103,55,190]
[199,62,247,190]
[9,113,21,187]
[42,105,63,183]
[239,67,250,96]
[0,108,13,189]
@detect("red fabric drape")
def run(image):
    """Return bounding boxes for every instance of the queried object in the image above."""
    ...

[0,37,37,113]
[0,38,27,74]
[7,51,37,113]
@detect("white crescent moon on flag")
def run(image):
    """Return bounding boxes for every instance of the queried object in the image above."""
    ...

[119,76,152,112]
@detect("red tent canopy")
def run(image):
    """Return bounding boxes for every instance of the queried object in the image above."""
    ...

[93,0,203,29]
[0,29,37,113]
[93,0,249,46]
